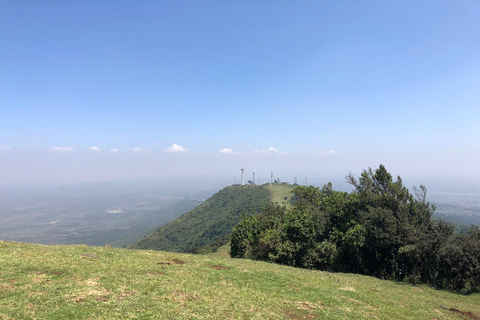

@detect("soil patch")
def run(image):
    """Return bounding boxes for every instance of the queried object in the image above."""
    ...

[81,253,99,259]
[210,265,230,270]
[171,259,185,264]
[449,308,480,320]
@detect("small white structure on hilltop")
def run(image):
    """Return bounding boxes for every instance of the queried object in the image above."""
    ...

[233,168,297,186]
[248,170,256,185]
[274,175,288,185]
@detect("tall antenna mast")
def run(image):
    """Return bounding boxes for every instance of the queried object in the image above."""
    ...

[241,166,245,186]
[252,171,255,185]
[270,170,274,184]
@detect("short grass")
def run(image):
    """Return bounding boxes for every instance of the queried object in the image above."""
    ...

[2,241,480,319]
[207,243,230,258]
[265,184,295,208]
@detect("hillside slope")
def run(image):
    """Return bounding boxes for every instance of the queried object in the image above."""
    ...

[128,184,294,253]
[1,241,479,320]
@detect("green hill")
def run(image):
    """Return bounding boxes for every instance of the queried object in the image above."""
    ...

[128,184,294,253]
[1,241,480,319]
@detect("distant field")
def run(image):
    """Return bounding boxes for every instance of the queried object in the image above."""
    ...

[1,241,479,319]
[0,181,211,247]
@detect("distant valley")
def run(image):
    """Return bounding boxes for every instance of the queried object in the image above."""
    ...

[0,180,217,247]
[1,179,479,250]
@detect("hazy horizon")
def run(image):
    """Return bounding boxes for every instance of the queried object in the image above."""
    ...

[2,1,479,191]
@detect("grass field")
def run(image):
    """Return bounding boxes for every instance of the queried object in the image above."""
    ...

[1,241,480,319]
[265,184,295,208]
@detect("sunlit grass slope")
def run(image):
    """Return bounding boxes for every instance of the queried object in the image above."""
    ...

[265,183,295,208]
[1,241,479,320]
[128,184,294,253]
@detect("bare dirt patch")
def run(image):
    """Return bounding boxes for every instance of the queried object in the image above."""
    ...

[340,286,356,292]
[81,253,99,259]
[210,265,230,270]
[171,259,185,264]
[449,308,480,320]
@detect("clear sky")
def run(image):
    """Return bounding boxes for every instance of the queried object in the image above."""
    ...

[1,1,480,188]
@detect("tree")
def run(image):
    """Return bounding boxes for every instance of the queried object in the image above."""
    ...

[231,165,480,293]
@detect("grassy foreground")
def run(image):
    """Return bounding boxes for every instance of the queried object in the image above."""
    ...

[1,241,480,320]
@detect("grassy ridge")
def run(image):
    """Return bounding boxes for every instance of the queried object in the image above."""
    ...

[1,241,480,319]
[265,183,296,208]
[128,184,294,253]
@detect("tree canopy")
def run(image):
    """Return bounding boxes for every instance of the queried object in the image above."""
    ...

[230,165,480,293]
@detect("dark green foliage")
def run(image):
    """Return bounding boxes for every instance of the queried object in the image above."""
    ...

[128,185,271,253]
[231,165,480,293]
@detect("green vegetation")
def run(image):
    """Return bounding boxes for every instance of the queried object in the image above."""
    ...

[128,184,294,253]
[265,183,296,208]
[1,241,480,319]
[231,165,480,293]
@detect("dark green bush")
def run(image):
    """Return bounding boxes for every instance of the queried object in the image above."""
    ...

[230,165,480,293]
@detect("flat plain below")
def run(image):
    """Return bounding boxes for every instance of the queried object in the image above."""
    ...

[1,241,479,319]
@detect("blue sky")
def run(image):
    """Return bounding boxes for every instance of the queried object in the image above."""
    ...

[1,1,480,187]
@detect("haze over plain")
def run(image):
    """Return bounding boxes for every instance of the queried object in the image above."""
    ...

[1,1,479,190]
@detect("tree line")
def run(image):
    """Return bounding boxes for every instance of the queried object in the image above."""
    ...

[230,165,480,293]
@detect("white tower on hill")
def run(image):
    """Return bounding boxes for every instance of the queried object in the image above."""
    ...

[241,167,245,186]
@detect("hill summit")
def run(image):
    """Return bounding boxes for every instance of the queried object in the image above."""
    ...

[128,184,294,253]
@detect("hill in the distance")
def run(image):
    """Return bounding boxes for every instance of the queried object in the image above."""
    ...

[128,184,294,253]
[1,241,479,319]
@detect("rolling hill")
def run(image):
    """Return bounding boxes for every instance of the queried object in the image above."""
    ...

[1,241,479,319]
[127,184,295,253]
